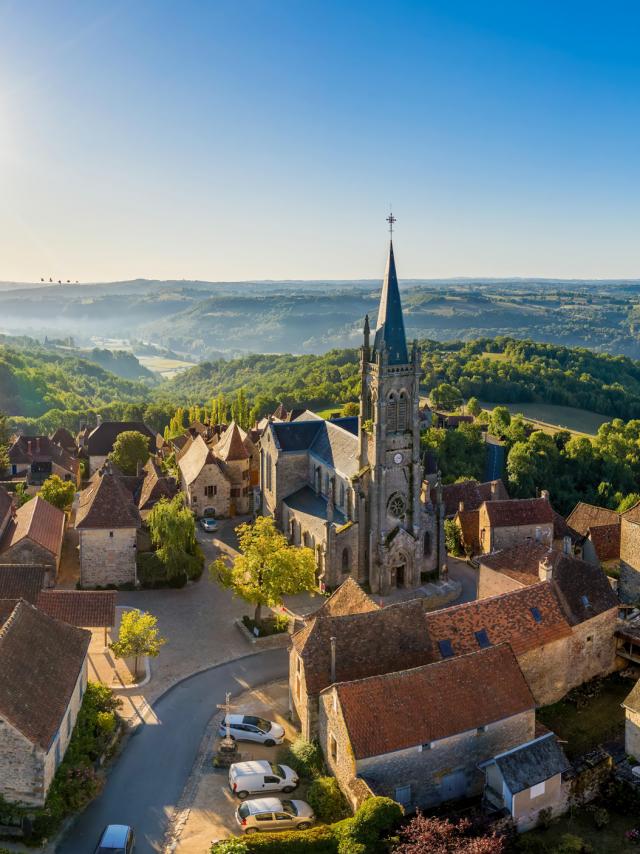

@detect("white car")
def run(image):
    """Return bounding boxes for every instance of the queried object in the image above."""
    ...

[229,760,298,799]
[235,798,314,834]
[219,714,285,746]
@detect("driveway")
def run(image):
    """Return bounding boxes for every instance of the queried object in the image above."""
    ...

[56,648,289,854]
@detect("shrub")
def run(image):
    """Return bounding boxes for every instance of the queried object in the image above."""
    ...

[242,614,290,637]
[210,841,249,854]
[515,836,550,853]
[241,825,337,853]
[96,710,117,735]
[307,777,350,823]
[555,834,594,853]
[587,805,609,829]
[279,738,325,779]
[335,797,403,853]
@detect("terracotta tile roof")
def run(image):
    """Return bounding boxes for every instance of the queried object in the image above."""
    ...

[332,644,534,759]
[442,480,508,517]
[0,565,47,603]
[8,435,79,476]
[456,509,480,553]
[0,496,65,558]
[138,458,178,510]
[0,485,13,524]
[478,479,510,502]
[0,599,90,749]
[484,497,553,528]
[75,467,141,529]
[622,501,640,525]
[293,600,433,695]
[550,553,618,625]
[314,578,380,618]
[36,590,116,627]
[425,583,572,658]
[567,502,620,536]
[480,543,558,587]
[215,422,250,461]
[86,421,156,457]
[552,510,581,544]
[587,523,620,561]
[50,427,76,451]
[0,598,19,626]
[178,435,230,486]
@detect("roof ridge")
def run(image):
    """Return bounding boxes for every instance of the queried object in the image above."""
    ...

[0,598,22,641]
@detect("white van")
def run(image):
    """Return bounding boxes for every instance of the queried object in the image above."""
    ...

[228,760,299,799]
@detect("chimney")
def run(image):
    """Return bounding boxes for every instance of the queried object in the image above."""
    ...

[36,437,40,454]
[96,414,103,427]
[540,489,550,501]
[330,636,337,683]
[563,535,572,555]
[535,526,541,542]
[458,500,465,513]
[538,555,553,582]
[490,480,498,497]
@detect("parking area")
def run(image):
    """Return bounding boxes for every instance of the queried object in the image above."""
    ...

[172,679,299,852]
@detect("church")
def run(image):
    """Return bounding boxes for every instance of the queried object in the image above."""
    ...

[260,233,443,594]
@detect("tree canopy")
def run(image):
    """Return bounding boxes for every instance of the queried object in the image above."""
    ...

[110,609,166,680]
[108,430,151,475]
[38,474,76,512]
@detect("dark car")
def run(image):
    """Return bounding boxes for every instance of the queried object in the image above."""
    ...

[95,824,135,853]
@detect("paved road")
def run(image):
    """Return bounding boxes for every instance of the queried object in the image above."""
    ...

[56,648,289,854]
[448,557,477,604]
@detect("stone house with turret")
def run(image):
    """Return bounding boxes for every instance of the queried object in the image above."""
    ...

[178,435,232,518]
[213,422,252,514]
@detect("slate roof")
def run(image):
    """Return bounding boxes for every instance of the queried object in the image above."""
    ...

[0,599,90,749]
[0,565,47,604]
[484,497,553,528]
[8,435,79,476]
[373,240,408,365]
[36,590,116,627]
[331,644,534,760]
[567,502,620,535]
[490,733,570,794]
[309,420,359,476]
[425,583,572,658]
[270,420,323,452]
[178,435,229,486]
[623,679,640,714]
[216,422,250,461]
[75,467,141,529]
[551,553,619,625]
[0,496,65,558]
[87,421,156,457]
[50,427,76,451]
[292,599,432,694]
[314,577,379,619]
[283,486,346,526]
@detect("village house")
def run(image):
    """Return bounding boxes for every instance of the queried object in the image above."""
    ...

[441,478,509,518]
[618,502,640,603]
[7,435,80,486]
[480,732,570,831]
[566,501,620,565]
[134,457,178,518]
[623,679,640,761]
[75,465,141,587]
[476,496,554,554]
[50,427,77,455]
[0,496,65,575]
[319,644,536,812]
[86,420,158,475]
[178,434,232,517]
[0,599,90,806]
[427,550,619,705]
[212,422,252,514]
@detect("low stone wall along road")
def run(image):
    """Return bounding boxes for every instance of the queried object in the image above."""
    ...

[55,648,289,854]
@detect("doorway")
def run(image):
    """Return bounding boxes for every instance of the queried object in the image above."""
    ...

[395,563,406,587]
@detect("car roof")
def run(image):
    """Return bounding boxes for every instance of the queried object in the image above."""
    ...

[101,824,131,845]
[230,760,271,775]
[246,797,283,813]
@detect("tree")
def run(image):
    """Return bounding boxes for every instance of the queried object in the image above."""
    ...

[343,401,360,416]
[212,515,316,625]
[108,430,150,475]
[430,383,462,412]
[393,814,506,854]
[0,410,10,476]
[147,494,199,581]
[110,609,166,680]
[38,474,76,511]
[466,397,482,418]
[487,405,511,439]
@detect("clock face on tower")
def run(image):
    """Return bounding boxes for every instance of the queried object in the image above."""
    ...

[393,452,403,465]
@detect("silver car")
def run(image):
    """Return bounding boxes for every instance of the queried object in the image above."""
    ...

[219,714,285,746]
[236,797,314,834]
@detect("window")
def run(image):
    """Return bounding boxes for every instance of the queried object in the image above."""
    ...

[420,742,433,751]
[388,493,406,518]
[474,629,492,649]
[340,482,345,507]
[264,775,280,783]
[530,781,546,799]
[438,639,454,658]
[586,635,593,642]
[530,606,542,623]
[394,785,412,808]
[397,391,408,431]
[330,734,338,762]
[204,484,216,497]
[581,595,591,608]
[256,814,273,822]
[231,488,240,497]
[192,495,198,503]
[109,531,114,538]
[341,548,350,573]
[387,394,397,432]
[476,725,487,735]
[275,813,291,821]
[423,531,431,556]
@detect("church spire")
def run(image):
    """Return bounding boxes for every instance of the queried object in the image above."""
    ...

[373,235,408,365]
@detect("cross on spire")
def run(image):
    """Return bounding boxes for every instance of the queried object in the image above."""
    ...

[386,211,396,236]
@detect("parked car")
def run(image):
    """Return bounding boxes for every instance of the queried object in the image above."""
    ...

[200,517,218,532]
[229,760,298,799]
[219,714,285,746]
[236,798,314,834]
[94,824,135,853]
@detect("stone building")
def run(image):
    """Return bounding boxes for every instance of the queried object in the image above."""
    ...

[428,550,619,705]
[477,497,554,554]
[0,599,90,806]
[566,501,620,565]
[213,422,252,514]
[618,502,640,602]
[441,478,509,518]
[75,465,141,587]
[261,239,440,592]
[178,435,232,518]
[480,733,570,831]
[0,496,65,574]
[319,644,535,812]
[86,420,158,475]
[623,679,640,761]
[0,485,14,540]
[8,435,80,486]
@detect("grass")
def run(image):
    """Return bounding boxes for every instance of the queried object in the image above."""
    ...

[136,354,195,378]
[522,807,639,853]
[315,404,347,418]
[479,401,610,436]
[536,674,631,759]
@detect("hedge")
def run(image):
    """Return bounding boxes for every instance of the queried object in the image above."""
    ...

[278,738,325,779]
[307,778,350,823]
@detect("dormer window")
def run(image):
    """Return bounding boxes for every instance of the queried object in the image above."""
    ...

[438,639,454,658]
[530,606,542,623]
[474,629,491,649]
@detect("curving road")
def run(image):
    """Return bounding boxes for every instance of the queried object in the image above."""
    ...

[56,648,289,854]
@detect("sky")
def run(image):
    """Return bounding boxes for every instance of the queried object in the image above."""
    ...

[1,1,639,282]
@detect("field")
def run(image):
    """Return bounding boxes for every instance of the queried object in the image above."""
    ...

[137,354,196,379]
[480,401,611,436]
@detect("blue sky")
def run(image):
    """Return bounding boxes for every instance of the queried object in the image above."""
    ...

[1,1,639,281]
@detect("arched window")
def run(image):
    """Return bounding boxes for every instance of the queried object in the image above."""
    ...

[340,482,345,507]
[266,452,272,491]
[423,531,431,556]
[341,547,350,573]
[303,531,311,548]
[315,466,321,494]
[387,392,397,432]
[397,391,408,431]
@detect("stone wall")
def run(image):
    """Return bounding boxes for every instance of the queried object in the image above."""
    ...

[619,518,640,602]
[79,527,137,587]
[289,647,318,741]
[42,661,87,800]
[477,565,523,599]
[183,463,231,518]
[481,521,553,553]
[223,457,251,514]
[319,687,358,806]
[626,707,640,760]
[1,539,60,572]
